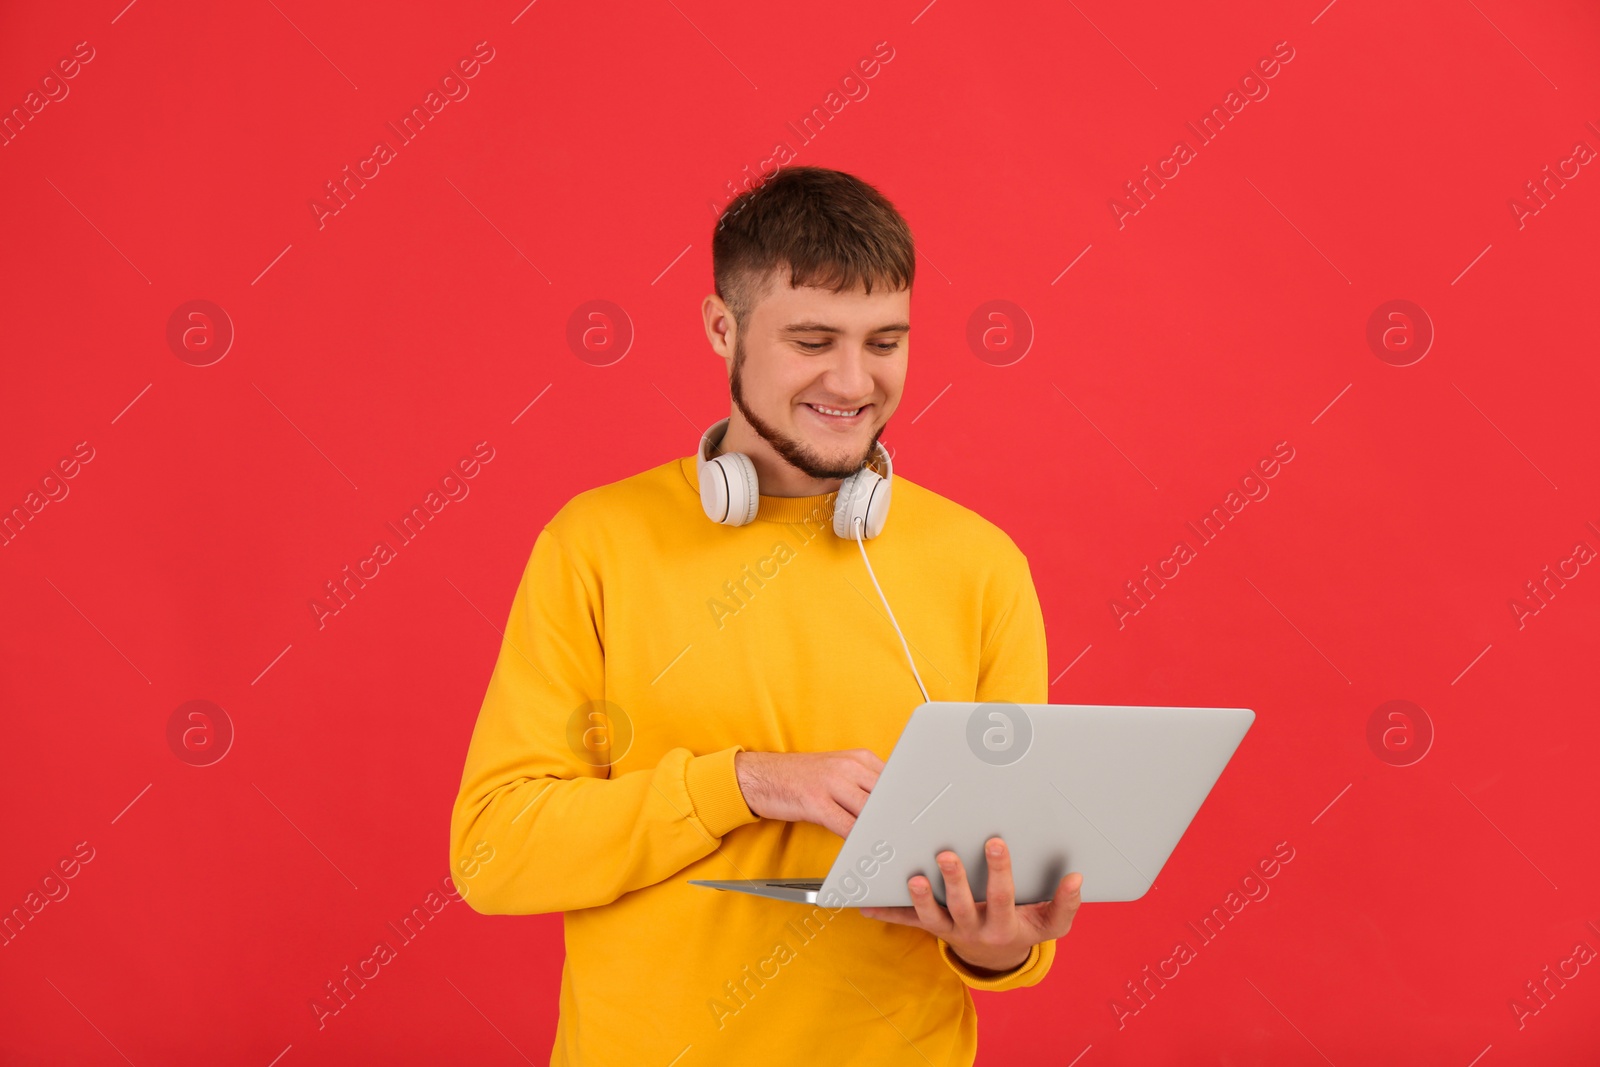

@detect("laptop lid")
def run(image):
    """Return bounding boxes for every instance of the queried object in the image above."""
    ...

[813,701,1254,908]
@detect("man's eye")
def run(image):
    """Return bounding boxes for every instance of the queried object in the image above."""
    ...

[795,339,901,352]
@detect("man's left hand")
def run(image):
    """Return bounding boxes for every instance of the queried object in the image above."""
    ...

[860,837,1083,975]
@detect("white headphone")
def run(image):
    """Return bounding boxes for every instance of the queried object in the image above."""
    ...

[694,416,929,703]
[696,417,894,539]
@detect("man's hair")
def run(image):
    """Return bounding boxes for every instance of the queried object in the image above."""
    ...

[712,166,916,330]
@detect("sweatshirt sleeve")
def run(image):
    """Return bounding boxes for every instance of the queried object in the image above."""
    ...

[936,542,1056,990]
[449,522,760,915]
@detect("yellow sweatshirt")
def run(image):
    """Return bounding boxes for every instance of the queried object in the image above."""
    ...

[450,451,1055,1066]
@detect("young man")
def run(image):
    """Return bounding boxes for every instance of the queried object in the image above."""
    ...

[450,166,1082,1065]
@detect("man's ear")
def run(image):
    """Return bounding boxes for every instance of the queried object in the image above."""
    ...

[702,294,736,362]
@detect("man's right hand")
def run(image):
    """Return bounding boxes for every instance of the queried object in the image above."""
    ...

[733,749,885,838]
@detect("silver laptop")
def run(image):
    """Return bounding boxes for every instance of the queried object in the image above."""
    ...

[689,701,1254,907]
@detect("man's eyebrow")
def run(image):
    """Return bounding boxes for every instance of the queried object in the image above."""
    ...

[778,321,911,334]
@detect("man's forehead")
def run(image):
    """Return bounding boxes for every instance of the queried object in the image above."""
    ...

[755,276,910,331]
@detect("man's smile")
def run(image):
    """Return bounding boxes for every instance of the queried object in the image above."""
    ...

[802,402,871,428]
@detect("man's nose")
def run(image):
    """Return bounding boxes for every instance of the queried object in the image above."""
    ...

[822,346,874,399]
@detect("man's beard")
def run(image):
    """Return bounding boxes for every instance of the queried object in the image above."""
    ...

[727,333,884,482]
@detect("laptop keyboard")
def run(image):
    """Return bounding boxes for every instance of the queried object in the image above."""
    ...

[768,881,824,890]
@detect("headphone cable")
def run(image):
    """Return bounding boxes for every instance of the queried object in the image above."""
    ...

[853,516,931,704]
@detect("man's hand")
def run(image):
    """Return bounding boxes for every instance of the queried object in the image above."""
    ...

[861,837,1083,975]
[734,749,884,838]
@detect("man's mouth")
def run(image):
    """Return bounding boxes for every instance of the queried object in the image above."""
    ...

[803,403,868,424]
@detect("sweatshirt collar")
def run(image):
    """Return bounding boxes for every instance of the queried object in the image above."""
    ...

[679,456,838,525]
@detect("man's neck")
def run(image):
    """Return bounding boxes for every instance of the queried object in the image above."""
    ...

[716,416,844,498]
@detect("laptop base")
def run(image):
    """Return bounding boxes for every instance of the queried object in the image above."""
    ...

[687,878,826,904]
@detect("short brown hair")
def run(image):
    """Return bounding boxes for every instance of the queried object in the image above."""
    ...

[712,166,916,329]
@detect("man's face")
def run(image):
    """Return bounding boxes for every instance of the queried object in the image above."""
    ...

[726,270,911,480]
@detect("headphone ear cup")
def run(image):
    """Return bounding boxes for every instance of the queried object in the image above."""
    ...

[702,452,759,526]
[832,467,891,539]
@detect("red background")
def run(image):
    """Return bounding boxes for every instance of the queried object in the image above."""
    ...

[3,0,1598,1063]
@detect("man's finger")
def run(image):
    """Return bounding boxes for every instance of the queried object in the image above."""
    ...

[849,761,881,794]
[981,837,1017,924]
[907,873,955,934]
[835,783,871,818]
[937,851,980,929]
[844,753,881,789]
[831,807,856,838]
[851,748,886,773]
[1040,872,1084,936]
